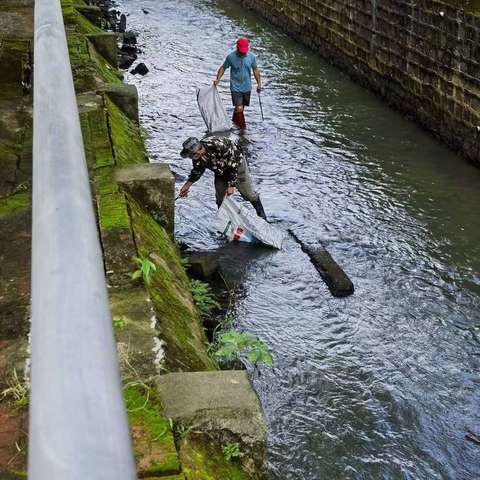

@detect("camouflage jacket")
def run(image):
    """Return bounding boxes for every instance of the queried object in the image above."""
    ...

[188,137,243,187]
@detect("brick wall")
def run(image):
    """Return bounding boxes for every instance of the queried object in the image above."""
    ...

[239,0,480,165]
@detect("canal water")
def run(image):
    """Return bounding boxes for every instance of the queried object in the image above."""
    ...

[118,0,480,477]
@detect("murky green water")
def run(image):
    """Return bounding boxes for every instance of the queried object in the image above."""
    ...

[118,0,480,477]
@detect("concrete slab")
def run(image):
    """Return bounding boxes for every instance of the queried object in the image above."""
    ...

[101,83,139,122]
[157,370,265,442]
[115,163,175,236]
[0,7,33,39]
[157,370,267,478]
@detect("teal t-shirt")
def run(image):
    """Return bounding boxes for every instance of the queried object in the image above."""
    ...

[222,51,257,93]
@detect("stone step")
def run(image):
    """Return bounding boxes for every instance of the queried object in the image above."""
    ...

[156,370,267,478]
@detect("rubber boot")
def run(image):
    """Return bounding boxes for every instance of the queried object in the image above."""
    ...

[232,110,246,130]
[232,111,241,128]
[251,198,267,221]
[237,110,246,130]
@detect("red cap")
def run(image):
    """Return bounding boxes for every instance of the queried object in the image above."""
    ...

[236,37,250,54]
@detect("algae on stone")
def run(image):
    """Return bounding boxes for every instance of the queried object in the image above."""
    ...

[179,432,248,480]
[125,384,180,476]
[65,29,121,94]
[0,39,31,86]
[61,0,101,35]
[95,166,118,195]
[97,192,130,229]
[0,192,29,217]
[105,97,148,167]
[128,196,216,372]
[109,288,162,380]
[88,39,123,85]
[79,104,115,170]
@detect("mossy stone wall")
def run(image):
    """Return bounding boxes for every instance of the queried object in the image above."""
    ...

[239,0,480,165]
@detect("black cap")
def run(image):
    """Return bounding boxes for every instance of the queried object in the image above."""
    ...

[180,137,202,158]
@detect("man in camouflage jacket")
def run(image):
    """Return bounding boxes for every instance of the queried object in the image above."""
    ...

[179,136,267,220]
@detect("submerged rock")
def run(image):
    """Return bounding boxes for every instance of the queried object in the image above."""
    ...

[130,62,149,76]
[123,30,137,45]
[118,52,137,70]
[120,43,137,55]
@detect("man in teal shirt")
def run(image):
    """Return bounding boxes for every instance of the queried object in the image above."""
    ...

[214,37,262,130]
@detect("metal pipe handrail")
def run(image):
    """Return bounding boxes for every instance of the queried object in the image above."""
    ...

[29,0,137,478]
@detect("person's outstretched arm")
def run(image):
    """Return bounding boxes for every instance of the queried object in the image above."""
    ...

[214,55,232,86]
[179,160,206,197]
[254,67,262,93]
[214,66,225,86]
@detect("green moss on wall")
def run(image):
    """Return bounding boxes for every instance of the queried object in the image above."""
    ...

[128,196,217,372]
[66,34,98,92]
[105,97,148,167]
[65,16,120,93]
[95,166,118,195]
[0,192,30,217]
[0,39,31,85]
[179,433,247,480]
[80,106,115,170]
[97,192,130,229]
[4,470,28,479]
[88,39,123,85]
[125,384,180,475]
[61,0,101,35]
[154,475,185,480]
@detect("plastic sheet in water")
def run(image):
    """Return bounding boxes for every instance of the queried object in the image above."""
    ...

[196,84,231,133]
[213,196,284,249]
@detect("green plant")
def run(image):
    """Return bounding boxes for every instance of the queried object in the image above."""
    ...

[140,125,150,141]
[179,256,190,268]
[223,443,244,462]
[113,315,129,331]
[131,256,157,285]
[176,421,202,439]
[152,211,167,227]
[190,279,220,318]
[215,329,273,367]
[1,369,28,407]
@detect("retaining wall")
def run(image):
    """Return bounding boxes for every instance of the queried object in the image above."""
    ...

[239,0,480,165]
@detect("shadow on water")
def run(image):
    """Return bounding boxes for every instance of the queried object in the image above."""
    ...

[118,0,480,477]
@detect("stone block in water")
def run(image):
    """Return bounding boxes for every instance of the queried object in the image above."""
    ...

[289,230,354,297]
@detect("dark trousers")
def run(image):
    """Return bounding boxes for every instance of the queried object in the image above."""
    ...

[214,157,259,207]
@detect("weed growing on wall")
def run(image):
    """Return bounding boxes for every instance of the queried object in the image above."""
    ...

[179,256,190,268]
[175,421,202,440]
[1,369,28,407]
[190,279,220,318]
[113,315,129,331]
[223,443,244,462]
[131,256,157,285]
[214,329,273,367]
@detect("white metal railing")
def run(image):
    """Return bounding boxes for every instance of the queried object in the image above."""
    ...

[29,0,136,478]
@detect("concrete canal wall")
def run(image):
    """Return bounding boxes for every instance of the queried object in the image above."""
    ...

[239,0,480,165]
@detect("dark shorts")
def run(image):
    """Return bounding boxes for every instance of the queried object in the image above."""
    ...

[231,91,251,107]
